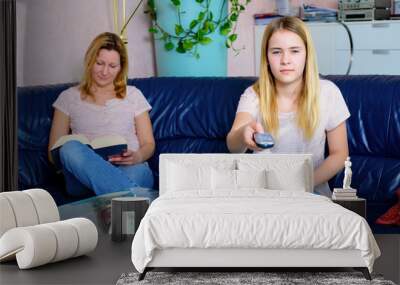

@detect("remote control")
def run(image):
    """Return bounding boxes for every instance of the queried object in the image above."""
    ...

[253,132,274,149]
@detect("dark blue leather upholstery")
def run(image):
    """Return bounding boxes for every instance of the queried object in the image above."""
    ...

[18,83,76,204]
[129,77,256,187]
[325,75,400,234]
[18,76,400,233]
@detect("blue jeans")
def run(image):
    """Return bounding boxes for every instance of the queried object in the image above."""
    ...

[59,141,155,197]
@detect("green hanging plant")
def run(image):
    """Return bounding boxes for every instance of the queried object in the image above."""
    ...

[146,0,251,58]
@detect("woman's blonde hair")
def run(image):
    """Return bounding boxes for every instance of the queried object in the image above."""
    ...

[80,32,128,99]
[253,16,320,140]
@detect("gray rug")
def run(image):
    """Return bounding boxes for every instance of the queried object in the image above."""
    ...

[116,271,396,285]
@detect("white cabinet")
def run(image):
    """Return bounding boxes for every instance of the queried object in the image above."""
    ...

[306,22,338,75]
[254,25,265,76]
[254,20,400,75]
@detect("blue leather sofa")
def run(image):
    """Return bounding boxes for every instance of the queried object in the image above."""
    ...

[18,76,400,233]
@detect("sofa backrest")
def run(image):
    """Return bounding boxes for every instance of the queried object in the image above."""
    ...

[18,83,75,204]
[325,75,400,205]
[128,77,256,186]
[325,75,400,158]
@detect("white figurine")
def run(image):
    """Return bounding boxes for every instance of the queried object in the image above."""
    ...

[343,157,353,189]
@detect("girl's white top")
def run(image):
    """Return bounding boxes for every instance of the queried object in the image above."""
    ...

[236,79,350,196]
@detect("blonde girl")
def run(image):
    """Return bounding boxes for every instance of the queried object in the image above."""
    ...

[227,17,350,196]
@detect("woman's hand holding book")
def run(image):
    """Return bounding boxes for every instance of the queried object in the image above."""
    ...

[108,149,143,165]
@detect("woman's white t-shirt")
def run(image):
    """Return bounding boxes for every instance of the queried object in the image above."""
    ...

[53,85,151,151]
[236,79,350,196]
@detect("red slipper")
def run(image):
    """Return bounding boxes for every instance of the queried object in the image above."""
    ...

[376,203,400,225]
[395,188,400,226]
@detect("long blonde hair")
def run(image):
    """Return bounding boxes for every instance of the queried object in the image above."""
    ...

[80,32,128,99]
[253,16,320,140]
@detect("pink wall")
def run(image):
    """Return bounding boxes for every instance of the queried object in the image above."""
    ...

[17,0,340,86]
[17,0,155,86]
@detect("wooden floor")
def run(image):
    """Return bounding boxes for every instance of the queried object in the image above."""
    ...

[1,235,398,284]
[373,234,400,284]
[1,228,397,285]
[0,233,133,285]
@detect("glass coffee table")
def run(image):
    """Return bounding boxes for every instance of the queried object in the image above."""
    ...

[59,187,158,235]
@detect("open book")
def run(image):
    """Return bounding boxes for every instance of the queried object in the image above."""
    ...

[50,134,128,170]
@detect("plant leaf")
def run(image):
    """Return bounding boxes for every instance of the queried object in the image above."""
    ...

[147,0,155,10]
[203,21,215,33]
[228,34,237,42]
[189,19,199,29]
[219,21,231,36]
[176,41,186,53]
[208,22,215,32]
[182,39,194,51]
[196,30,206,40]
[147,0,251,57]
[165,42,174,51]
[175,24,184,35]
[198,11,205,21]
[200,37,212,45]
[170,0,180,7]
[220,27,230,36]
[148,27,158,34]
[161,32,168,41]
[230,13,238,22]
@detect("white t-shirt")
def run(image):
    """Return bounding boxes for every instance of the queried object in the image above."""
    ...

[53,85,151,151]
[236,79,350,196]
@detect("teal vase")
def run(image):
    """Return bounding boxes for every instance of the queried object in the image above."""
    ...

[153,0,227,77]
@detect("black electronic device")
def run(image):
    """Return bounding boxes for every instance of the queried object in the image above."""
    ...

[338,0,392,21]
[253,132,275,149]
[339,0,375,10]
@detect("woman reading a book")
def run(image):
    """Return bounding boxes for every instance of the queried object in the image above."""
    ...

[226,16,350,196]
[48,32,156,198]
